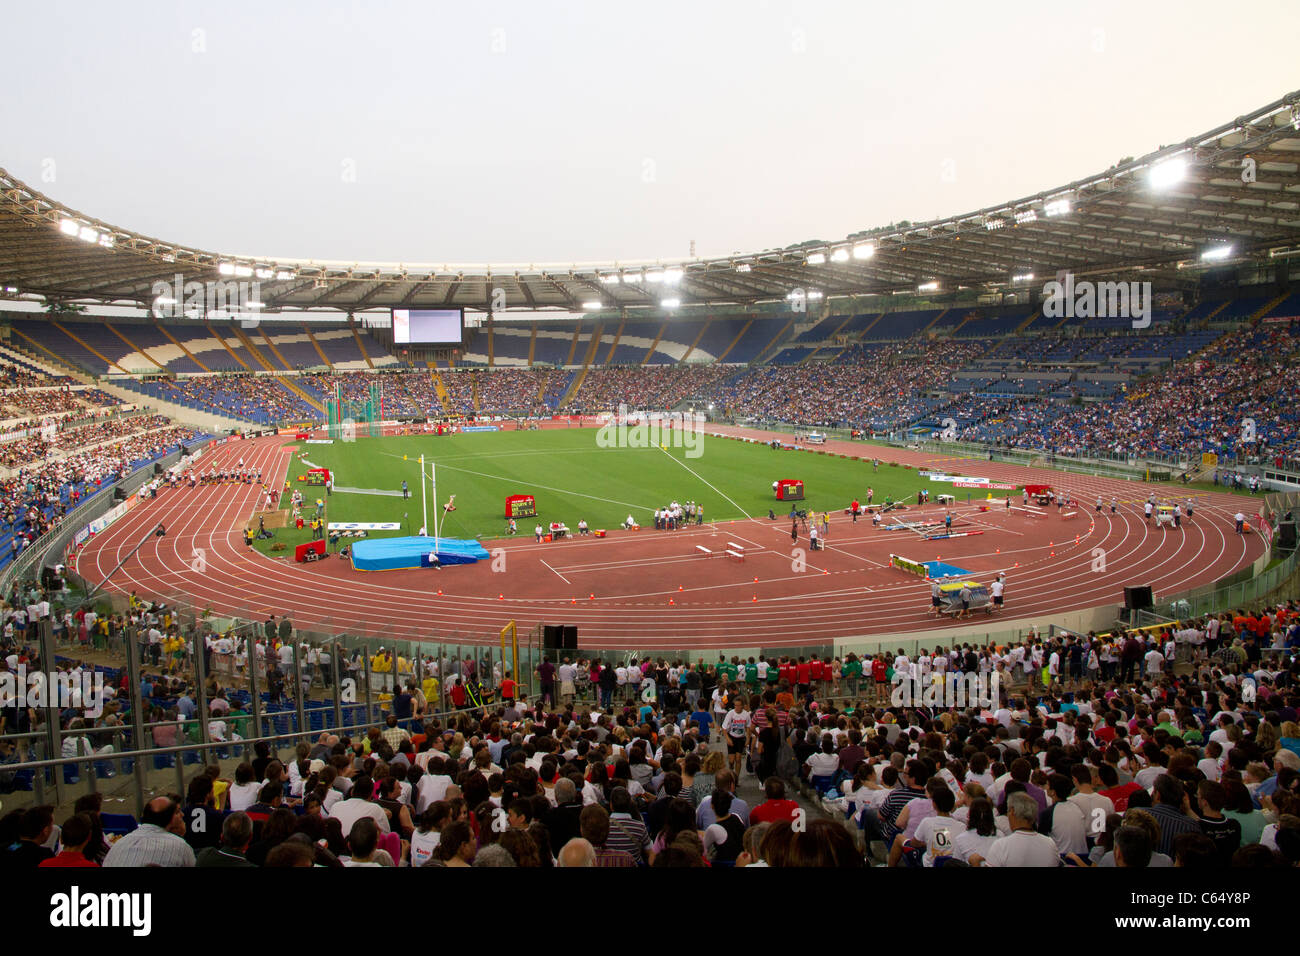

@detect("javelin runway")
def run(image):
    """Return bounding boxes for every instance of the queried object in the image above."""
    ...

[75,429,1267,649]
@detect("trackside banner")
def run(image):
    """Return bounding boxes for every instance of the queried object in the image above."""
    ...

[921,471,1016,490]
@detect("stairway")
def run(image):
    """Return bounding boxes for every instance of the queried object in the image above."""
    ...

[303,324,334,369]
[347,316,375,369]
[49,320,131,374]
[274,376,325,414]
[562,323,604,405]
[0,339,95,384]
[105,324,167,372]
[428,363,451,413]
[230,323,276,371]
[204,322,252,370]
[156,324,212,372]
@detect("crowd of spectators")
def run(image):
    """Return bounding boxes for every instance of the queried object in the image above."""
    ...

[1003,322,1300,460]
[155,377,318,425]
[705,340,985,428]
[569,365,732,413]
[0,385,120,420]
[0,424,201,563]
[3,586,1295,868]
[471,368,571,414]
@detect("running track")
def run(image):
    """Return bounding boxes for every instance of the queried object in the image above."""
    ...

[75,428,1266,650]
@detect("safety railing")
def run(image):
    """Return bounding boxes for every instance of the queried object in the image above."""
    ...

[0,614,535,817]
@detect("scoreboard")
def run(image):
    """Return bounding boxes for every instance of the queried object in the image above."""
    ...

[506,493,537,518]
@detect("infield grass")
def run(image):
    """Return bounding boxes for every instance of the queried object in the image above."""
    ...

[250,429,1017,556]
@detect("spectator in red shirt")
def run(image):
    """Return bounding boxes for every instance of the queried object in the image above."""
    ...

[749,778,801,825]
[500,673,517,703]
[796,658,812,695]
[838,730,865,774]
[38,814,99,868]
[1097,763,1142,813]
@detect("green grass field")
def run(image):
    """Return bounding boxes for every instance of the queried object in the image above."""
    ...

[253,429,1017,556]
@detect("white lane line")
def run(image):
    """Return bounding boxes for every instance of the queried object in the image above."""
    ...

[540,560,571,584]
[655,445,752,520]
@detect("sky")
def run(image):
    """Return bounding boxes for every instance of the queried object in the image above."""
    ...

[2,0,1297,267]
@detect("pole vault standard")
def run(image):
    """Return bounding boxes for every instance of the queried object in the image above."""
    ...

[420,454,428,537]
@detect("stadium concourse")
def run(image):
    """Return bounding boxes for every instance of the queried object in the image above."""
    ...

[74,429,1265,647]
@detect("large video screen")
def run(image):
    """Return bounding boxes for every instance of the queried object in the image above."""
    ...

[391,309,464,345]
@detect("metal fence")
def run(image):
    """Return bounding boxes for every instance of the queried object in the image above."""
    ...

[0,606,542,817]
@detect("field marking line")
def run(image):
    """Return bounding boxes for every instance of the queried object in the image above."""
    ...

[539,559,571,584]
[654,445,752,520]
[376,451,659,513]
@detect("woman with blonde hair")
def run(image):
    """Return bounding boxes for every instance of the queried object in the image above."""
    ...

[1280,721,1300,759]
[1256,720,1280,757]
[447,732,466,763]
[690,749,725,806]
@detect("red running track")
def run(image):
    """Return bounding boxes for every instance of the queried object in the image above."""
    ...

[75,429,1266,650]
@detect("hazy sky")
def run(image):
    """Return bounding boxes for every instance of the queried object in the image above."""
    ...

[2,1,1296,266]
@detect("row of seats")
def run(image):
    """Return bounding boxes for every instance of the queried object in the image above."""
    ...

[9,320,391,375]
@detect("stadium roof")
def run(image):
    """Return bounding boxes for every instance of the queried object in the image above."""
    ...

[2,91,1299,316]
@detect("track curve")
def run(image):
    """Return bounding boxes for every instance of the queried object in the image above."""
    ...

[75,429,1266,649]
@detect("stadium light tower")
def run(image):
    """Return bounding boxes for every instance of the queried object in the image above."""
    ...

[1148,156,1187,190]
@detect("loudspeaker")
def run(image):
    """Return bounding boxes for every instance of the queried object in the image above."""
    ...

[1278,521,1296,550]
[543,625,563,649]
[1124,586,1154,610]
[562,625,578,651]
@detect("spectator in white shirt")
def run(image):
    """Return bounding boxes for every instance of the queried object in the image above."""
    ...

[328,775,391,835]
[1044,773,1088,856]
[970,792,1061,867]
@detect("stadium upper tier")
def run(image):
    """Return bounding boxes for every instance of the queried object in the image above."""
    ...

[7,318,395,375]
[2,282,1299,462]
[1,92,1298,314]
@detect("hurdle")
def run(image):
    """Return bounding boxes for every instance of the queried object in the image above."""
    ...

[889,553,929,578]
[1061,510,1078,520]
[726,549,745,563]
[695,545,716,558]
[728,541,746,552]
[926,530,985,541]
[1009,504,1047,519]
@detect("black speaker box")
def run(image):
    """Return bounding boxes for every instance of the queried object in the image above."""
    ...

[1124,585,1154,610]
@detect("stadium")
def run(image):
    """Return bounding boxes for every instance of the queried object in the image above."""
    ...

[2,3,1300,892]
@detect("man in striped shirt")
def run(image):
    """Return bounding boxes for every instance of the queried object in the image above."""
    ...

[103,797,196,868]
[579,805,635,867]
[1146,774,1204,856]
[879,759,929,847]
[605,788,654,865]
